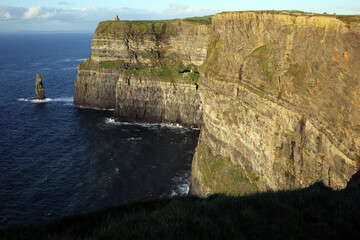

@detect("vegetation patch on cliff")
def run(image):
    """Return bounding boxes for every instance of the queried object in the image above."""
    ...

[195,143,259,195]
[201,34,222,76]
[122,63,200,85]
[249,44,279,83]
[335,15,360,25]
[182,15,212,25]
[251,45,268,57]
[2,183,360,239]
[99,60,126,68]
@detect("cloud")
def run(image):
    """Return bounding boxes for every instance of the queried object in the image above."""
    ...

[23,6,56,19]
[0,4,217,32]
[58,1,68,5]
[23,6,42,19]
[1,4,215,22]
[2,11,11,19]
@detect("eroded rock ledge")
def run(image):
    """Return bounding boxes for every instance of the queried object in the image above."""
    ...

[74,12,360,196]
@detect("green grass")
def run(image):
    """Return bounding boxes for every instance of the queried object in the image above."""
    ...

[122,64,200,85]
[195,143,259,195]
[78,58,92,70]
[249,45,279,83]
[335,15,360,24]
[201,34,222,76]
[251,45,268,57]
[280,10,313,15]
[99,60,126,68]
[182,15,213,25]
[1,183,360,239]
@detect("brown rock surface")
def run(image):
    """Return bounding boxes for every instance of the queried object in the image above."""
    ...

[190,12,360,196]
[74,12,360,196]
[34,73,45,100]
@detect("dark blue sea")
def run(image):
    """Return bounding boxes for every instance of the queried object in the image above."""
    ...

[0,33,199,229]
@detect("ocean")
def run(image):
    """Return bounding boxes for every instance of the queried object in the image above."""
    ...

[0,33,199,229]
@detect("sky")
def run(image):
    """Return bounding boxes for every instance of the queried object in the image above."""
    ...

[0,0,359,33]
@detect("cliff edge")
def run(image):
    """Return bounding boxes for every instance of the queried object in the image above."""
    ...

[74,17,210,126]
[74,12,360,196]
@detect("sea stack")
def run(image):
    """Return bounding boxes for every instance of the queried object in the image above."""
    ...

[34,73,45,100]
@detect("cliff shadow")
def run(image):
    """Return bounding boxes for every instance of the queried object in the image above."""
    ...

[1,182,360,239]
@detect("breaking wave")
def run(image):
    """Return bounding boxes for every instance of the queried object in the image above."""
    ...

[18,97,73,104]
[169,172,191,196]
[104,117,198,130]
[18,98,52,103]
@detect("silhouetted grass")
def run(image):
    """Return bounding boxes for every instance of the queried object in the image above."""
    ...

[1,182,360,239]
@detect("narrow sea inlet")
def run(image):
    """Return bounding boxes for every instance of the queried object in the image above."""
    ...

[0,34,199,229]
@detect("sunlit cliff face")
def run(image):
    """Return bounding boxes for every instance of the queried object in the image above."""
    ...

[74,12,360,196]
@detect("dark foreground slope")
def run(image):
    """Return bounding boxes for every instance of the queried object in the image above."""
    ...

[1,183,360,240]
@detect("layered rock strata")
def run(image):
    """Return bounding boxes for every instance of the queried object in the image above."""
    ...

[74,12,360,196]
[190,12,360,196]
[74,19,211,111]
[115,76,202,127]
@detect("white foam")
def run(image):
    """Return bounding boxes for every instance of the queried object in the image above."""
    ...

[169,172,191,196]
[18,97,73,104]
[104,117,199,130]
[74,105,114,111]
[30,98,52,103]
[64,58,87,62]
[53,97,73,102]
[104,118,149,127]
[18,98,52,103]
[75,58,87,62]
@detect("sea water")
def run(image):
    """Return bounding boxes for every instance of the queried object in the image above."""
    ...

[0,33,199,228]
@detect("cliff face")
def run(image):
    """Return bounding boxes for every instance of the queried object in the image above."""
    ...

[74,18,210,119]
[115,76,202,127]
[74,66,120,109]
[90,20,210,66]
[74,12,360,196]
[190,12,360,196]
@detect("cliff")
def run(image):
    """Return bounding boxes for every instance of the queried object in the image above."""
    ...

[74,12,360,196]
[74,17,211,118]
[190,12,360,196]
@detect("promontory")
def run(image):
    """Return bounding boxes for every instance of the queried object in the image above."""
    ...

[74,11,360,196]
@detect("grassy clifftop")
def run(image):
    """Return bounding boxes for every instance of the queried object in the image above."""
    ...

[95,15,212,36]
[1,183,359,239]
